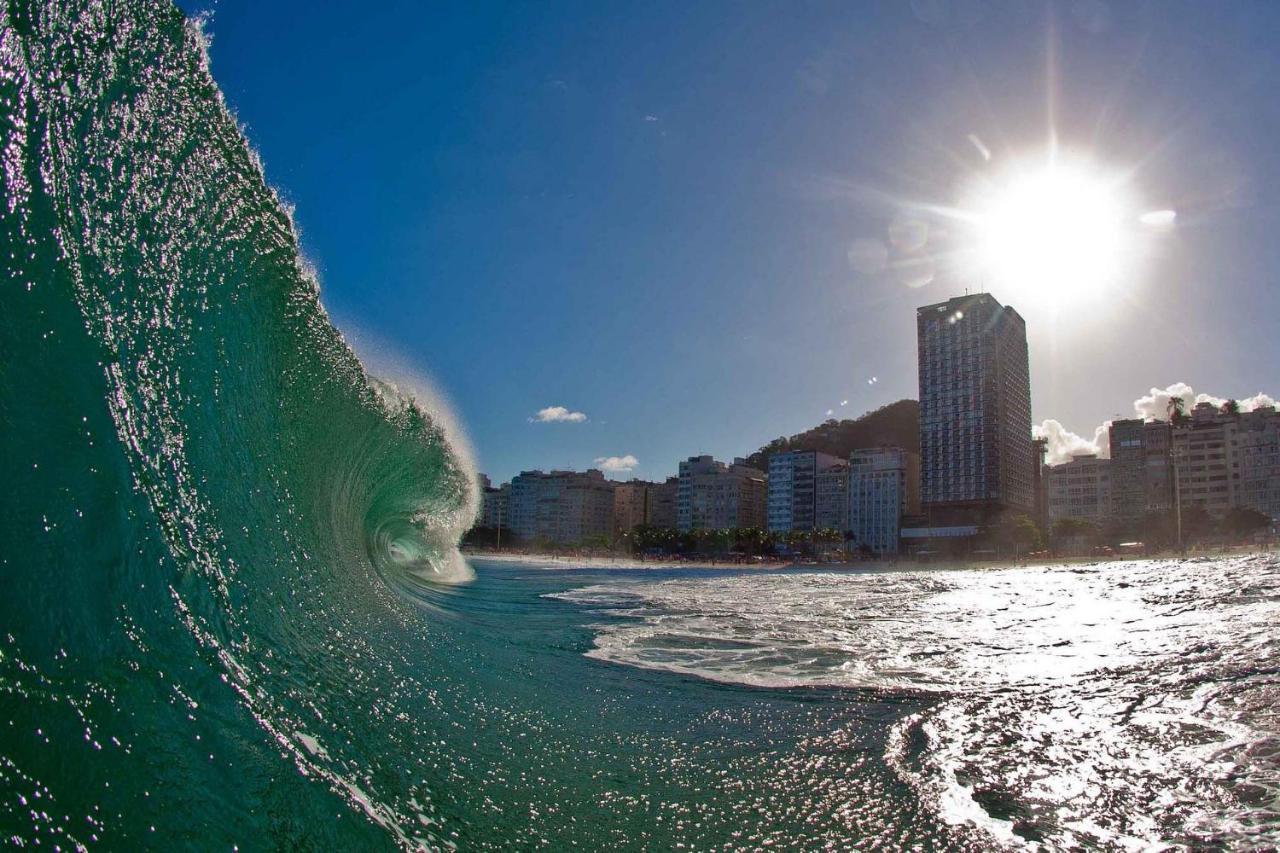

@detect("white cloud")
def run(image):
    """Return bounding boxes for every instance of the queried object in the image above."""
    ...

[1132,382,1276,420]
[530,405,587,424]
[595,455,638,474]
[1039,382,1277,467]
[1240,392,1278,410]
[1132,382,1196,421]
[1035,419,1111,465]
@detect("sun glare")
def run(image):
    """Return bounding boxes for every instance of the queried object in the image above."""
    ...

[970,155,1135,310]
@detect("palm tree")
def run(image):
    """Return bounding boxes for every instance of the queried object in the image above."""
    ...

[1167,396,1187,424]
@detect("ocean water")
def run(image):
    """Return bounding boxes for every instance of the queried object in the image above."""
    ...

[3,1,1279,850]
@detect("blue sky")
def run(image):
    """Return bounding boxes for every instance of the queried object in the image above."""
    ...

[181,0,1280,481]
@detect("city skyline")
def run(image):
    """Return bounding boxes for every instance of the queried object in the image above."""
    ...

[183,1,1280,483]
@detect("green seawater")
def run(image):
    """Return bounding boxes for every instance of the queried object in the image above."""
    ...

[0,2,948,847]
[3,1,1278,850]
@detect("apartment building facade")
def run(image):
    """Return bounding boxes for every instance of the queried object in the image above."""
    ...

[848,447,920,555]
[676,456,767,532]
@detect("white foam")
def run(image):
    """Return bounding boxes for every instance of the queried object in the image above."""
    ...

[557,556,1280,848]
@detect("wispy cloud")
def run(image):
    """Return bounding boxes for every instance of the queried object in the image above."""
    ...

[595,455,638,474]
[529,405,587,423]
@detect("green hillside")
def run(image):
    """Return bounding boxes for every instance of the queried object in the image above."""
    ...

[742,399,919,470]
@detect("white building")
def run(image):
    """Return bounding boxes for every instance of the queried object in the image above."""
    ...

[767,450,842,533]
[848,448,920,555]
[676,456,766,532]
[508,469,615,545]
[1046,454,1112,524]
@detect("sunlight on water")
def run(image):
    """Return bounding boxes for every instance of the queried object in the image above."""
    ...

[553,555,1280,848]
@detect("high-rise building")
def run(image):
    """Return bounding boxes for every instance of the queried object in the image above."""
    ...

[479,481,510,529]
[1233,406,1280,521]
[612,480,652,535]
[1031,437,1049,530]
[814,463,849,533]
[1046,454,1112,524]
[676,456,766,532]
[1173,403,1280,520]
[917,293,1033,518]
[766,450,842,533]
[848,447,920,555]
[508,469,615,545]
[647,477,679,529]
[1174,404,1234,516]
[1108,419,1173,521]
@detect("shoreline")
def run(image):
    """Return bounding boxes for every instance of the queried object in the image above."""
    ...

[463,551,794,571]
[462,546,1274,573]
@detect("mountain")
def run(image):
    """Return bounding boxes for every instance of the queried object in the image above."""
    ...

[741,399,919,470]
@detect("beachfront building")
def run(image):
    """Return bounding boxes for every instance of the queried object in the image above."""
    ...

[848,447,920,555]
[1232,406,1280,520]
[613,479,653,535]
[917,293,1034,518]
[814,463,849,532]
[1109,418,1173,520]
[647,477,679,529]
[1173,402,1280,520]
[1031,437,1049,531]
[676,456,766,532]
[508,469,615,545]
[479,480,510,529]
[766,450,842,533]
[1046,454,1112,524]
[1173,404,1235,516]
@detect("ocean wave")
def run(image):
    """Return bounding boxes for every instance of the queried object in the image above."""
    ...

[0,1,474,847]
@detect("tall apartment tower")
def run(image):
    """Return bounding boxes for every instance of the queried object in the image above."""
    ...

[766,450,842,533]
[917,293,1033,519]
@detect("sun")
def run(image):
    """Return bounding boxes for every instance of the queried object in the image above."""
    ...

[968,153,1136,310]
